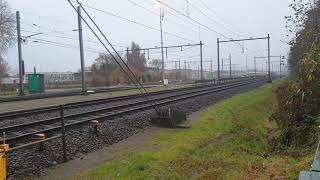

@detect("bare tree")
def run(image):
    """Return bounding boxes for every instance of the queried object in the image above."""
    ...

[127,42,146,72]
[0,55,8,83]
[0,0,15,83]
[0,0,15,52]
[149,59,162,70]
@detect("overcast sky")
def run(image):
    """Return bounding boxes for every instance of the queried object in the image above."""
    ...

[5,0,292,73]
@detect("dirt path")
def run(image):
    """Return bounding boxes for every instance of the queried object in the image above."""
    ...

[36,127,174,180]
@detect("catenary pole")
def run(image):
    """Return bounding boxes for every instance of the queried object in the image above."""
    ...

[279,55,282,78]
[16,11,24,96]
[267,34,271,82]
[217,38,220,82]
[229,54,232,78]
[200,41,203,81]
[160,8,165,85]
[77,6,86,94]
[254,56,257,78]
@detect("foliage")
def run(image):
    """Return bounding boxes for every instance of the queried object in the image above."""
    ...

[148,59,162,81]
[0,0,15,52]
[271,45,320,148]
[0,55,8,83]
[91,52,120,86]
[0,0,14,83]
[127,42,147,73]
[90,42,158,86]
[270,0,320,148]
[286,0,320,71]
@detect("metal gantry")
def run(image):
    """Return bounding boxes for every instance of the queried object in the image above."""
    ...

[217,35,271,83]
[126,42,203,82]
[254,55,286,78]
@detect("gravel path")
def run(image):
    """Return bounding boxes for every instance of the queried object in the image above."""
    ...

[6,80,267,179]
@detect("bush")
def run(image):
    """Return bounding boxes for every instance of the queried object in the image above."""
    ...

[270,45,320,148]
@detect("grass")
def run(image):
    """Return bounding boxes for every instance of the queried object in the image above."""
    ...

[79,82,313,179]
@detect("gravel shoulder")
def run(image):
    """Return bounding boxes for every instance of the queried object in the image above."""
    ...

[36,127,175,180]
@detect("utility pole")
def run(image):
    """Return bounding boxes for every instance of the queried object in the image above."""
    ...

[229,54,232,78]
[265,61,268,75]
[179,59,181,81]
[200,41,203,81]
[267,34,271,82]
[126,47,129,62]
[254,56,257,78]
[279,55,282,78]
[184,60,187,80]
[175,61,178,80]
[160,8,165,85]
[221,58,224,78]
[197,65,200,80]
[188,64,191,80]
[210,60,213,79]
[77,6,86,94]
[245,53,248,75]
[16,11,24,96]
[217,38,220,82]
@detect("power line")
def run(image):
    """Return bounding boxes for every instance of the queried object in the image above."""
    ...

[197,0,250,37]
[21,29,127,48]
[70,0,197,43]
[154,0,228,39]
[126,0,199,34]
[68,0,160,111]
[28,37,109,54]
[156,0,268,55]
[180,0,242,37]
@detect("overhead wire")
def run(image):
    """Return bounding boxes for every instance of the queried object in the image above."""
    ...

[156,0,268,57]
[21,29,127,48]
[154,0,228,39]
[197,0,250,37]
[67,0,160,112]
[70,0,197,43]
[180,0,242,37]
[27,37,108,54]
[126,0,199,34]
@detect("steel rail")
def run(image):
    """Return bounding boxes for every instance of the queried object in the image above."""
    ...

[1,80,245,133]
[0,77,250,119]
[1,79,261,146]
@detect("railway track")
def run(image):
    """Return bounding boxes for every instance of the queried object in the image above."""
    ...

[0,84,160,103]
[0,77,247,119]
[0,77,264,148]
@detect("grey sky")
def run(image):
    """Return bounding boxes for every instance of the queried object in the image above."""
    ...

[6,0,292,73]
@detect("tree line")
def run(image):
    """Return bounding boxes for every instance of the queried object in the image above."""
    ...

[90,42,164,86]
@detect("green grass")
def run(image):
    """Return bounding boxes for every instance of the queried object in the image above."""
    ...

[79,82,313,179]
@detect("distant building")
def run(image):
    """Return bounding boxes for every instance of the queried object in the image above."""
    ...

[1,77,20,85]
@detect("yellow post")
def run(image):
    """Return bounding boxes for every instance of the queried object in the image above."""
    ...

[0,144,9,180]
